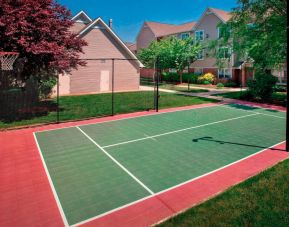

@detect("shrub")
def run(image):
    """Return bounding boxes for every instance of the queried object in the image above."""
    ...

[247,71,278,101]
[274,85,287,92]
[198,73,215,84]
[162,72,199,83]
[217,83,225,88]
[38,77,57,99]
[203,81,211,85]
[224,81,237,87]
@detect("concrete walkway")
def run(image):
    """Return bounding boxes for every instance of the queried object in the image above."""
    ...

[139,85,244,103]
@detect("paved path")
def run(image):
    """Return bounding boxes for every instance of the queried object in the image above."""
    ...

[139,85,244,103]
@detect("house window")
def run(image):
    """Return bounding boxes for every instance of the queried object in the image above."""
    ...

[197,49,204,60]
[181,33,190,40]
[218,47,231,59]
[218,68,232,79]
[195,30,204,41]
[194,68,203,75]
[272,69,287,84]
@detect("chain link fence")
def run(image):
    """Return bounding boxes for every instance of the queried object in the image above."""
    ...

[0,58,160,129]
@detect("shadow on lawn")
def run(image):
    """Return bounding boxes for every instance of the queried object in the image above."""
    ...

[192,136,285,152]
[0,99,59,123]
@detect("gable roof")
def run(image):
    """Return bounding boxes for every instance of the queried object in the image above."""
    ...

[71,11,92,23]
[209,7,232,22]
[145,21,196,38]
[194,7,232,30]
[73,16,143,67]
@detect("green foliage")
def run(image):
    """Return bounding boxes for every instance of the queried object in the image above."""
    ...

[216,83,225,88]
[274,85,287,92]
[162,72,199,83]
[212,0,287,71]
[197,73,215,84]
[247,71,278,101]
[137,36,201,76]
[224,81,238,87]
[38,77,57,99]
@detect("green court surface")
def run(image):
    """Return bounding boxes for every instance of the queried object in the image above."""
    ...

[35,104,286,225]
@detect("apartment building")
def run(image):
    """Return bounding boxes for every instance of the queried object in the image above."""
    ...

[136,7,286,86]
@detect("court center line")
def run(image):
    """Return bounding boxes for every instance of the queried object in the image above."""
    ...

[72,140,285,227]
[76,126,155,195]
[102,113,260,149]
[219,104,286,119]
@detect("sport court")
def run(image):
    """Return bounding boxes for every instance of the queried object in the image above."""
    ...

[34,103,285,226]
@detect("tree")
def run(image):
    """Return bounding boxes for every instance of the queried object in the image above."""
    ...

[213,0,287,71]
[0,0,87,81]
[138,36,200,83]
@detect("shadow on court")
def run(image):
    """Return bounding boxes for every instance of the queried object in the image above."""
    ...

[192,136,285,151]
[226,103,279,113]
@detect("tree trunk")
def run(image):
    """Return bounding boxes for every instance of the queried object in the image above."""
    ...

[178,71,183,84]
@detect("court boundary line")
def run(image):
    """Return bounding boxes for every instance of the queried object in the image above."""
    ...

[33,133,69,227]
[35,104,223,133]
[220,104,286,119]
[102,112,260,148]
[76,126,155,195]
[72,140,285,227]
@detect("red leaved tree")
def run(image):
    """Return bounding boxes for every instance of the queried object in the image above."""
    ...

[0,0,87,79]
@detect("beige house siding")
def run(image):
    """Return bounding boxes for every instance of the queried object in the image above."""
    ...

[137,24,156,51]
[191,13,222,69]
[70,22,87,34]
[68,21,139,95]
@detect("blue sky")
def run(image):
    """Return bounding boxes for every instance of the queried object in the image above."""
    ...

[57,0,237,43]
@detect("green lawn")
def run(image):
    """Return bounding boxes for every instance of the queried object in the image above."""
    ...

[159,159,289,227]
[214,91,286,106]
[0,91,218,129]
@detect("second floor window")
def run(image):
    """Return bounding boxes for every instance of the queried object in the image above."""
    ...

[197,49,204,60]
[181,33,190,40]
[195,30,204,41]
[218,47,231,59]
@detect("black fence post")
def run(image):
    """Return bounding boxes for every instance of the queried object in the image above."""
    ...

[57,74,60,123]
[155,57,160,112]
[286,62,289,152]
[112,58,115,116]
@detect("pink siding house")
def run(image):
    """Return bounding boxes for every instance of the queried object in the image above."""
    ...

[58,11,143,95]
[135,7,258,86]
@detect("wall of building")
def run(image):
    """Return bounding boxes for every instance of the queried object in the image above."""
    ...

[62,21,140,95]
[136,24,156,51]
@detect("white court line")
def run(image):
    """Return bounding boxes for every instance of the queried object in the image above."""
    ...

[103,113,260,149]
[73,140,286,227]
[35,104,223,133]
[33,133,69,227]
[76,126,154,195]
[220,104,286,119]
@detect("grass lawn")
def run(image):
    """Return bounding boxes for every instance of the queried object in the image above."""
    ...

[159,159,289,227]
[0,91,218,129]
[214,91,286,106]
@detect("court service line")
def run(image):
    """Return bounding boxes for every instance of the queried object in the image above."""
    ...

[35,104,223,133]
[33,133,69,227]
[103,113,260,149]
[76,126,155,195]
[219,104,286,119]
[73,140,285,227]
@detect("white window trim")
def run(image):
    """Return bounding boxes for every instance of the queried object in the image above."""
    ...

[217,27,220,39]
[197,49,205,60]
[194,68,204,75]
[218,47,231,60]
[181,32,190,40]
[195,30,204,42]
[218,68,232,79]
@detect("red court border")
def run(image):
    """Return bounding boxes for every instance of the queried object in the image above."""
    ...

[0,102,288,227]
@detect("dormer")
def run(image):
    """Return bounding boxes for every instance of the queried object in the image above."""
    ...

[71,11,92,24]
